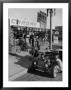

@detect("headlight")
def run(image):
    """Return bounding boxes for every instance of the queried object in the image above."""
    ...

[34,62,36,65]
[45,64,48,67]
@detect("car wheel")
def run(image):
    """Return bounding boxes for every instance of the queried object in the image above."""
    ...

[51,65,58,78]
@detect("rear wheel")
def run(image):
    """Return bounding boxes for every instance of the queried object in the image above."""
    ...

[51,65,59,78]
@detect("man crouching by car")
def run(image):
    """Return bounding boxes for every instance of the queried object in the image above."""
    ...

[55,55,63,72]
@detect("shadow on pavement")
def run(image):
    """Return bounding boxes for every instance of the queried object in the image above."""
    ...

[14,55,33,69]
[28,69,52,78]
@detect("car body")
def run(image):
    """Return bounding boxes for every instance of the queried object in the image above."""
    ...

[28,49,60,78]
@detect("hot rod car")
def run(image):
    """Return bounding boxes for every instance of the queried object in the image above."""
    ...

[28,49,62,78]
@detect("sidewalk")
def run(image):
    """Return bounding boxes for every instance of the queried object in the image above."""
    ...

[9,51,31,81]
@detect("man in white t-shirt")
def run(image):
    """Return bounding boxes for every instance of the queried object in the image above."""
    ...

[55,55,62,72]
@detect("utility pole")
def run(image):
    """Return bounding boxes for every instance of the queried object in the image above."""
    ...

[47,9,55,50]
[50,9,52,50]
[15,19,19,53]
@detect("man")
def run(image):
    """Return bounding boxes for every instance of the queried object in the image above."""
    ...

[36,36,40,50]
[29,33,34,47]
[55,55,62,72]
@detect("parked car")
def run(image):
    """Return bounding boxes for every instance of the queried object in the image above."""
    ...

[28,49,61,78]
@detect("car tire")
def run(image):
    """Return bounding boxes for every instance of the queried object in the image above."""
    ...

[51,65,58,78]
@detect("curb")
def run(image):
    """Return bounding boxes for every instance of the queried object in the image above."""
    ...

[9,69,28,81]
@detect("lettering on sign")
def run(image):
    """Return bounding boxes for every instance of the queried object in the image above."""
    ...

[10,19,40,28]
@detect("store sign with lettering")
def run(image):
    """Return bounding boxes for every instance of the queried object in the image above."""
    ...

[10,19,40,28]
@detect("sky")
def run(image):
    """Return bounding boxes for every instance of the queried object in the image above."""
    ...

[8,8,62,29]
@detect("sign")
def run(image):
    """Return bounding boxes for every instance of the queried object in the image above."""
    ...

[10,18,40,28]
[55,31,59,35]
[53,36,59,44]
[10,19,17,25]
[37,11,47,23]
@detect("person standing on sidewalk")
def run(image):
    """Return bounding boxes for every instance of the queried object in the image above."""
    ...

[36,36,40,50]
[29,33,34,48]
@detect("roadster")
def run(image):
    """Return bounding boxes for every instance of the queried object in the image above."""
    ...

[28,49,61,78]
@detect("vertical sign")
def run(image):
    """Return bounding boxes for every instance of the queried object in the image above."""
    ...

[37,11,47,23]
[37,11,47,31]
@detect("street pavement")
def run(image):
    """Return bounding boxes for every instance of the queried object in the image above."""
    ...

[9,51,31,81]
[14,71,62,81]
